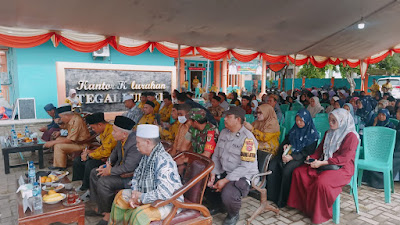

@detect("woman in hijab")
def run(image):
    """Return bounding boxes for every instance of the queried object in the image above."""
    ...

[287,108,359,224]
[268,109,319,208]
[373,108,395,129]
[65,89,81,109]
[343,103,359,125]
[243,104,280,155]
[307,96,325,118]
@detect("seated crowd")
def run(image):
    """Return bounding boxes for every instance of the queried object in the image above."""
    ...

[40,85,400,225]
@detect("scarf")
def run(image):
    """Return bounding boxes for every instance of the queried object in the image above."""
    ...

[134,142,164,193]
[376,109,392,127]
[307,96,324,118]
[251,100,258,112]
[322,108,359,161]
[252,104,280,133]
[344,103,358,124]
[288,109,320,153]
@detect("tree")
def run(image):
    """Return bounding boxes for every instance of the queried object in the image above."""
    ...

[338,64,360,78]
[296,63,326,78]
[376,54,400,75]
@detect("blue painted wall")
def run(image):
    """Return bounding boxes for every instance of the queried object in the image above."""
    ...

[244,76,400,94]
[9,41,174,119]
[183,60,214,90]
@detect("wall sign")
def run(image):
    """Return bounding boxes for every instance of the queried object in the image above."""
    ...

[56,62,176,113]
[188,67,205,71]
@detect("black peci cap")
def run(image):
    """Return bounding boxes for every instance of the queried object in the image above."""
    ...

[57,105,72,114]
[114,116,135,130]
[86,112,105,125]
[145,100,155,108]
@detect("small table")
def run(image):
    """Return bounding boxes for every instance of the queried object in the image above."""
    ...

[2,142,46,174]
[17,177,85,225]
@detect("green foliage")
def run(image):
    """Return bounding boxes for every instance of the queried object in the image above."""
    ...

[376,54,400,75]
[338,64,361,78]
[297,63,326,78]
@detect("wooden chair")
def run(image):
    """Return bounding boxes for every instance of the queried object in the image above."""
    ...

[246,151,279,225]
[150,152,214,225]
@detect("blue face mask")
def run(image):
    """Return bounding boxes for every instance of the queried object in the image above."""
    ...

[178,116,187,124]
[227,99,232,103]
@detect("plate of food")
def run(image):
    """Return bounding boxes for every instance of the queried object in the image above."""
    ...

[40,171,69,184]
[43,191,66,204]
[42,183,64,192]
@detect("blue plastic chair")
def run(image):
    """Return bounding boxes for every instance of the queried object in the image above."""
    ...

[389,118,399,127]
[291,102,303,111]
[245,114,255,124]
[279,104,290,115]
[279,126,286,144]
[332,142,361,224]
[219,117,225,132]
[283,110,297,133]
[357,127,397,203]
[315,113,328,120]
[321,103,330,109]
[313,117,330,143]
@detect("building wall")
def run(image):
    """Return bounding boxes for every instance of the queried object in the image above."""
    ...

[8,41,174,119]
[183,60,214,90]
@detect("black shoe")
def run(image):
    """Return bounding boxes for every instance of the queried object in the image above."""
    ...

[48,166,67,170]
[96,219,108,225]
[223,214,240,225]
[209,207,225,216]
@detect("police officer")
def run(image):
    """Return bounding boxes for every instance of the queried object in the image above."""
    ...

[207,106,259,225]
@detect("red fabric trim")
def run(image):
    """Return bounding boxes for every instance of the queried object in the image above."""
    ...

[54,34,112,53]
[261,53,286,63]
[0,32,54,48]
[328,58,342,65]
[109,37,151,56]
[154,42,193,58]
[288,56,309,66]
[231,50,259,62]
[367,51,390,64]
[268,64,286,72]
[310,57,328,68]
[196,47,229,60]
[346,60,360,68]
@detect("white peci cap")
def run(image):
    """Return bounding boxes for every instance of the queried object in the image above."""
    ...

[332,96,340,101]
[136,124,159,139]
[122,95,134,102]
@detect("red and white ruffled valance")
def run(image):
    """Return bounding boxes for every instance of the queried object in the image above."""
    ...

[1,26,399,68]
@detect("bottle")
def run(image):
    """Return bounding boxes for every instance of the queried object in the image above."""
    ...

[32,182,43,211]
[24,125,30,138]
[12,131,18,147]
[28,161,36,184]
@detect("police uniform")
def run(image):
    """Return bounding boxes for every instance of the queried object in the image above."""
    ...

[208,106,259,223]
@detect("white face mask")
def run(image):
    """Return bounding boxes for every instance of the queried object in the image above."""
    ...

[178,116,187,124]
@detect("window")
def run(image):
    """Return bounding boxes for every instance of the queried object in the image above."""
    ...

[189,62,195,67]
[184,62,187,67]
[198,63,204,67]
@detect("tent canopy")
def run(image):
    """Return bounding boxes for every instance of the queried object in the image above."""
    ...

[1,0,400,61]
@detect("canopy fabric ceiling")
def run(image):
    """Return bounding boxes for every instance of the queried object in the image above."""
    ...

[1,0,400,63]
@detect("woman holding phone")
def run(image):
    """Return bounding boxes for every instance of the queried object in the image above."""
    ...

[287,108,359,224]
[267,109,319,208]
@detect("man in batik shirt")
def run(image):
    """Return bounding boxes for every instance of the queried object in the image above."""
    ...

[185,108,219,158]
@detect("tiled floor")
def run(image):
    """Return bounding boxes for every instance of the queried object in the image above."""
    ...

[1,125,399,225]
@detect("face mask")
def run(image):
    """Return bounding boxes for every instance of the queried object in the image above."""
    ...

[227,99,232,103]
[178,116,187,124]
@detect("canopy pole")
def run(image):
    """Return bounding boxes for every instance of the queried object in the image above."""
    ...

[292,55,296,95]
[261,59,267,95]
[177,44,181,91]
[206,59,210,93]
[222,57,228,94]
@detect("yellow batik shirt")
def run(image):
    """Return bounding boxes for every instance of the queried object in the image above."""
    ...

[161,121,180,141]
[159,104,173,122]
[152,100,160,113]
[252,129,280,156]
[137,101,145,109]
[89,123,118,160]
[137,113,155,125]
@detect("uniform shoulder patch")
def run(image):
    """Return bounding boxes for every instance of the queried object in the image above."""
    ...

[240,138,256,162]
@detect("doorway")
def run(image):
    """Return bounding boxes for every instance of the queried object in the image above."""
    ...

[190,71,203,91]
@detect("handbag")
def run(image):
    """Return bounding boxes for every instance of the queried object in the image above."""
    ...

[317,164,342,172]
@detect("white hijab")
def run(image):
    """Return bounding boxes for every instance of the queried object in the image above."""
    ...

[307,96,324,118]
[251,100,258,112]
[322,108,359,161]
